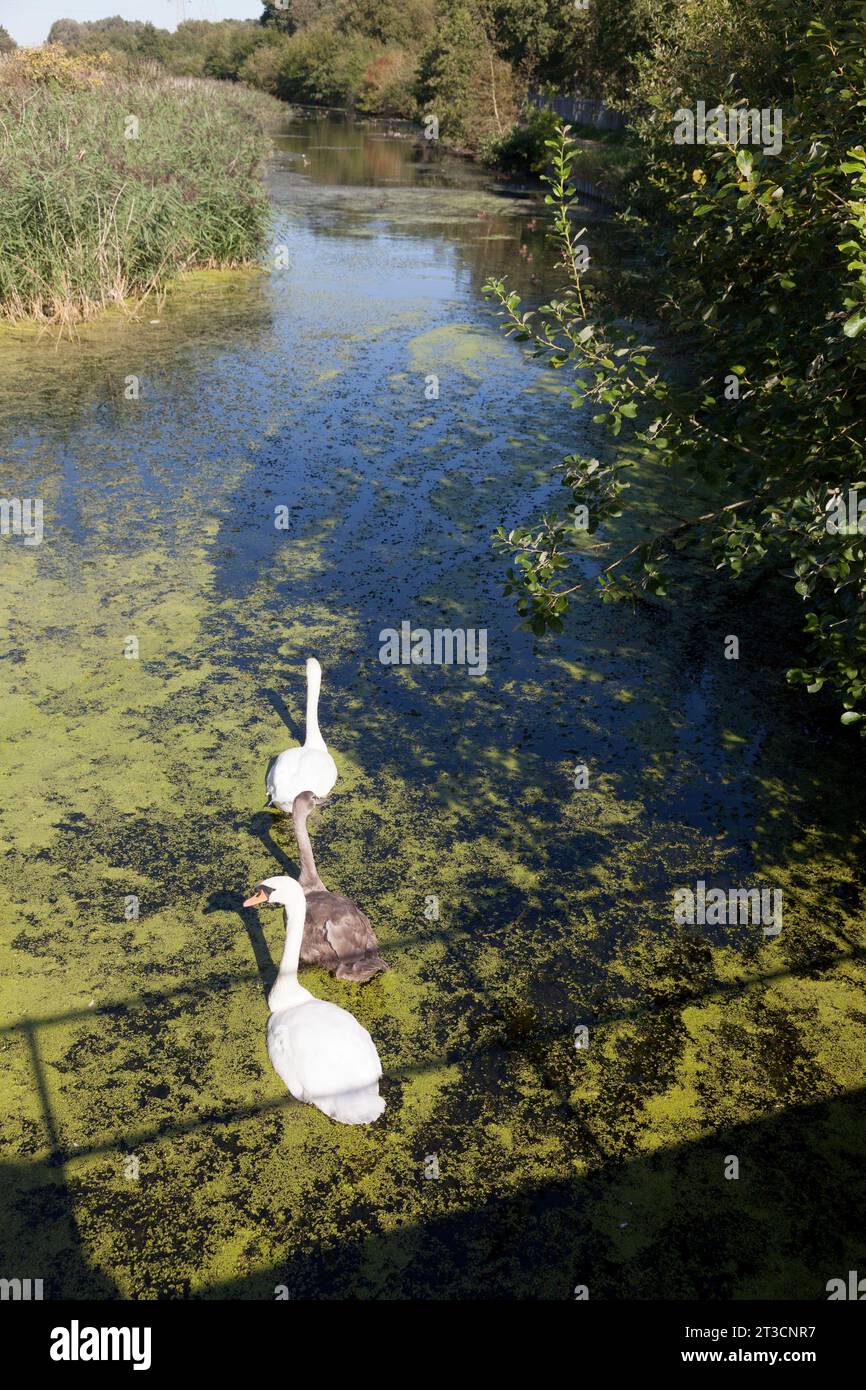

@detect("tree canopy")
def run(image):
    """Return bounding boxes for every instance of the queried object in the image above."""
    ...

[485,0,866,730]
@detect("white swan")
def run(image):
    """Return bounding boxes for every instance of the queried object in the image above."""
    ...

[266,658,337,812]
[243,875,386,1125]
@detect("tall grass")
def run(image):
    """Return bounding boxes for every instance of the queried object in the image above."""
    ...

[0,47,285,324]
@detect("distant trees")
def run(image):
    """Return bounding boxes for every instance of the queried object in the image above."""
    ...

[255,0,436,117]
[340,0,437,48]
[259,1,341,34]
[40,1,666,144]
[415,2,518,144]
[0,25,17,54]
[272,23,380,107]
[251,0,663,133]
[237,34,288,95]
[47,16,147,54]
[566,0,667,101]
[46,16,265,81]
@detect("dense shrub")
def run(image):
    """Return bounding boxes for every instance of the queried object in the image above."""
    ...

[481,107,563,174]
[274,23,381,107]
[357,50,419,118]
[484,0,866,729]
[416,2,520,147]
[238,36,292,96]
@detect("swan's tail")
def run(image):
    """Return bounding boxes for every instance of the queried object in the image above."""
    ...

[315,1084,385,1125]
[335,952,390,984]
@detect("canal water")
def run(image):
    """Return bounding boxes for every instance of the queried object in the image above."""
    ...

[0,112,864,1298]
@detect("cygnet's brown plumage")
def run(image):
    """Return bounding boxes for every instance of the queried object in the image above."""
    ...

[292,791,389,983]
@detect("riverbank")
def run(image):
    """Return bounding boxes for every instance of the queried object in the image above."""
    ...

[0,47,284,326]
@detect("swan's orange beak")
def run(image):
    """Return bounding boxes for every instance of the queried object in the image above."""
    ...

[243,888,268,907]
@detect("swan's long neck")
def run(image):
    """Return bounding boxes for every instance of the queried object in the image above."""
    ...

[304,662,325,750]
[268,899,312,1012]
[293,802,327,893]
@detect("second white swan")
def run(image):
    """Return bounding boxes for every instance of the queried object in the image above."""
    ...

[266,657,337,812]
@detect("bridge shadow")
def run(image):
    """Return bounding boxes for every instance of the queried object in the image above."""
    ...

[0,1023,119,1299]
[0,1156,121,1299]
[0,1155,121,1300]
[197,1084,866,1300]
[4,965,866,1299]
[5,1067,863,1300]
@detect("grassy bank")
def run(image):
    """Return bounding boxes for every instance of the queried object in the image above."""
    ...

[0,47,284,325]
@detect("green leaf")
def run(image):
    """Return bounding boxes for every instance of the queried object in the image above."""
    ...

[842,311,866,338]
[735,148,754,177]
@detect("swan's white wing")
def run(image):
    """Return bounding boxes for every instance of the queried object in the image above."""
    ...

[266,746,337,808]
[268,999,381,1104]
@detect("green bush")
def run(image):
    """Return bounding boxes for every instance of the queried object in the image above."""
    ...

[238,36,293,97]
[339,0,437,49]
[484,0,866,730]
[416,2,520,148]
[275,23,381,108]
[481,107,563,174]
[356,49,419,118]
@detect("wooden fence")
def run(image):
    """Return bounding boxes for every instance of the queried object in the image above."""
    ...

[528,90,626,132]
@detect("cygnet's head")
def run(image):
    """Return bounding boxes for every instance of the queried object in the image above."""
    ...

[243,875,304,909]
[292,789,328,820]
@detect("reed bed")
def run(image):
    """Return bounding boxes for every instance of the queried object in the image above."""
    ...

[0,48,284,324]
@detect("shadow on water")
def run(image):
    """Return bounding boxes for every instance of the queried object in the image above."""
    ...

[259,688,297,737]
[4,862,865,1300]
[6,1084,864,1299]
[0,1023,119,1298]
[0,1157,121,1299]
[197,1085,866,1300]
[203,892,279,1004]
[6,917,864,1152]
[247,809,299,877]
